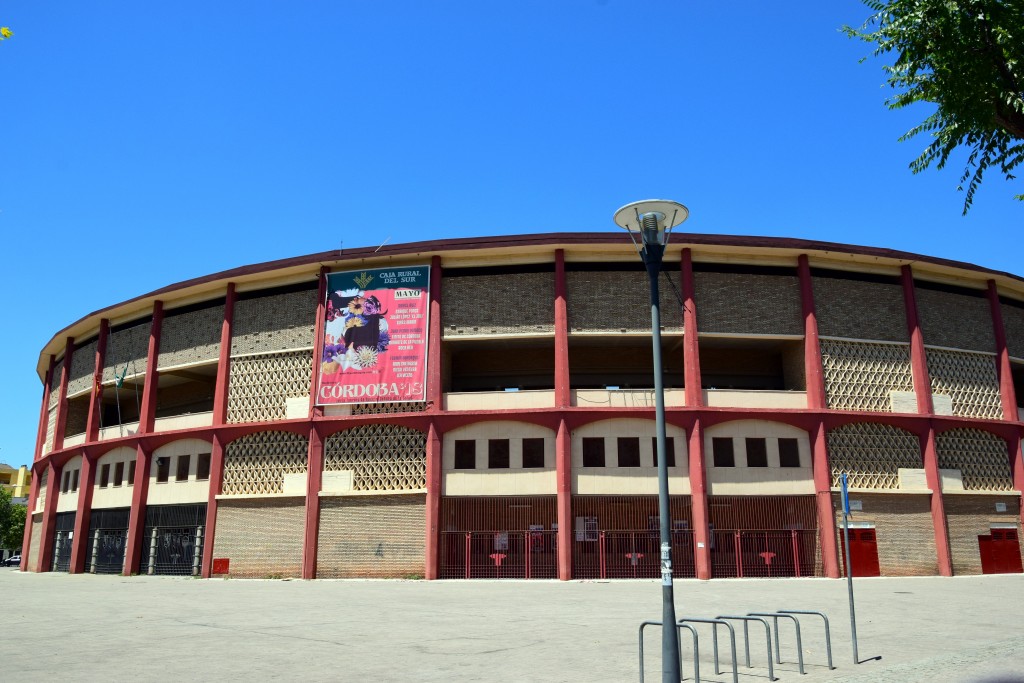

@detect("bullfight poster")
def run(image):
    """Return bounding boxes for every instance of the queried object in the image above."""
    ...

[316,265,430,405]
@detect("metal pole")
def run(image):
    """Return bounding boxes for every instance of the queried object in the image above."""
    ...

[842,473,860,664]
[644,240,681,683]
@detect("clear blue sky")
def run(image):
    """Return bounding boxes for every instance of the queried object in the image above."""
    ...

[1,2,1020,468]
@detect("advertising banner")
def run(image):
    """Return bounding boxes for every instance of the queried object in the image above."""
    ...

[316,265,430,405]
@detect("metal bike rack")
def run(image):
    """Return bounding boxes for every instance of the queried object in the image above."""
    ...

[715,615,776,681]
[748,612,805,675]
[638,620,699,683]
[778,610,834,670]
[678,618,738,683]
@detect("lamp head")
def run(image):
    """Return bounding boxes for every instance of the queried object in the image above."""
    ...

[613,199,689,247]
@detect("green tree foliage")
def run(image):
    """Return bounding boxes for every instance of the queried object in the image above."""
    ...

[0,487,27,552]
[845,0,1024,212]
[0,27,11,40]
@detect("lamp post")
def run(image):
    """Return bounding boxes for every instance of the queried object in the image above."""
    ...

[614,199,689,683]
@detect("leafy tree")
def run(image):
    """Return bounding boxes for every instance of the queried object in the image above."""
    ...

[0,487,27,552]
[0,27,11,41]
[845,0,1024,212]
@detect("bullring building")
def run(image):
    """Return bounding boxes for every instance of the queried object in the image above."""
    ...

[20,232,1024,580]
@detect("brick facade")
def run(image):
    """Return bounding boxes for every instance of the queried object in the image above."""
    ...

[442,272,555,336]
[566,270,682,333]
[944,494,1023,575]
[999,299,1024,360]
[833,492,938,576]
[102,321,150,383]
[230,289,318,356]
[211,498,306,578]
[67,339,98,397]
[26,515,42,570]
[316,494,426,578]
[694,271,802,336]
[158,303,225,369]
[915,285,995,352]
[813,276,906,342]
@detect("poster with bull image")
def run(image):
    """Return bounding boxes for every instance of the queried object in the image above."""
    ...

[317,265,430,405]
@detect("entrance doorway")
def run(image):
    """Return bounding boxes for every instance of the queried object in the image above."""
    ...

[842,527,881,577]
[979,527,1024,574]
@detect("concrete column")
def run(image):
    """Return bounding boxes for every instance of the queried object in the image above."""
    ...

[555,418,572,580]
[302,426,324,579]
[35,459,60,573]
[424,422,442,580]
[137,301,163,434]
[554,249,570,409]
[22,358,55,571]
[69,450,97,574]
[901,266,934,414]
[688,417,711,579]
[798,255,827,410]
[212,284,236,426]
[309,266,329,414]
[987,280,1018,420]
[682,250,703,408]
[123,444,152,576]
[84,321,109,443]
[427,256,443,411]
[1012,437,1024,527]
[201,433,226,578]
[811,420,839,577]
[920,426,953,576]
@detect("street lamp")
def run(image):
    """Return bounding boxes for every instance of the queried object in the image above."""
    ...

[614,199,689,682]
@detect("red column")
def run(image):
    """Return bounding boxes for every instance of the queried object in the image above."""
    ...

[21,358,55,570]
[688,417,711,579]
[123,444,152,575]
[427,256,443,411]
[138,301,163,434]
[902,266,934,414]
[201,433,226,577]
[987,280,1018,420]
[69,451,96,573]
[1012,438,1024,527]
[302,427,324,579]
[212,284,236,425]
[920,426,953,575]
[798,255,827,410]
[555,418,572,580]
[554,249,570,409]
[424,422,442,579]
[34,460,59,573]
[85,320,109,443]
[52,338,75,452]
[811,421,839,577]
[308,266,329,413]
[682,250,703,408]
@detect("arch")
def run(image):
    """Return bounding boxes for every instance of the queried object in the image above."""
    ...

[222,430,308,496]
[826,422,921,490]
[935,427,1012,491]
[324,423,427,492]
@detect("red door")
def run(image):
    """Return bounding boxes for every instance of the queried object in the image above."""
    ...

[842,528,881,577]
[979,528,1024,574]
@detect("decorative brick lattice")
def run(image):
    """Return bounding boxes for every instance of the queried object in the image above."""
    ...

[158,303,224,369]
[226,350,313,423]
[567,270,683,333]
[43,406,57,455]
[827,422,921,489]
[222,431,309,495]
[350,401,428,415]
[48,369,61,409]
[67,339,98,397]
[103,322,150,383]
[442,272,555,336]
[936,428,1012,491]
[915,285,994,352]
[812,276,907,343]
[926,348,1002,420]
[230,289,318,356]
[820,340,914,412]
[324,424,426,491]
[695,271,803,336]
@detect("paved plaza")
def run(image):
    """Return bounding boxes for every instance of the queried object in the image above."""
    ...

[4,569,1023,682]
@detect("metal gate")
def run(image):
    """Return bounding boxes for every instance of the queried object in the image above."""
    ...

[979,528,1024,574]
[439,530,557,579]
[840,528,881,577]
[137,504,207,576]
[711,529,819,578]
[575,530,696,579]
[86,508,131,574]
[51,512,76,572]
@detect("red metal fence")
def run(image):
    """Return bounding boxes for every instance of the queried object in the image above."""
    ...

[574,530,696,580]
[709,529,819,578]
[439,530,558,579]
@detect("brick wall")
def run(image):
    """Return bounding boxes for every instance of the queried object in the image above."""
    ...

[158,303,224,369]
[63,396,89,437]
[915,285,994,352]
[212,498,306,578]
[999,300,1024,359]
[67,339,98,397]
[694,271,802,335]
[317,494,426,578]
[813,276,906,342]
[231,290,318,356]
[26,515,42,572]
[566,270,682,333]
[442,272,555,336]
[832,492,938,576]
[103,321,150,383]
[944,494,1023,575]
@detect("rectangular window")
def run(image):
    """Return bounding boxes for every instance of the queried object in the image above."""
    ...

[522,438,545,469]
[176,454,191,482]
[712,438,735,467]
[197,453,211,481]
[651,437,676,467]
[127,460,136,486]
[99,464,111,488]
[617,437,641,467]
[779,438,801,467]
[71,469,79,492]
[113,462,124,487]
[454,440,476,470]
[62,471,70,493]
[156,457,170,483]
[582,438,605,467]
[488,439,510,469]
[745,438,768,467]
